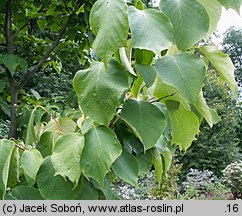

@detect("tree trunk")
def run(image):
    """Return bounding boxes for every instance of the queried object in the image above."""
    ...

[8,85,18,138]
[4,0,17,138]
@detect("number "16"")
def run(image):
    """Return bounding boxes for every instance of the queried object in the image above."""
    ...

[227,204,239,213]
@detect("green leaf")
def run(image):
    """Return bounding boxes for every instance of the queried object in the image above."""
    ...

[129,6,173,55]
[36,157,81,200]
[30,89,41,100]
[7,147,20,187]
[135,49,154,65]
[51,61,62,74]
[25,109,36,146]
[155,53,206,104]
[152,147,163,186]
[166,100,200,151]
[9,186,44,200]
[75,176,98,200]
[195,91,213,127]
[135,64,156,87]
[112,149,139,186]
[36,131,57,157]
[159,0,209,51]
[51,133,84,187]
[18,57,28,73]
[210,108,221,125]
[198,0,222,38]
[155,136,173,177]
[37,18,47,30]
[0,80,6,93]
[152,77,190,110]
[4,194,17,200]
[0,55,28,75]
[73,59,128,125]
[121,99,166,150]
[0,139,15,199]
[0,55,18,75]
[44,117,76,134]
[134,0,144,10]
[90,0,129,60]
[200,45,238,97]
[131,73,143,98]
[92,178,121,200]
[217,0,242,14]
[81,126,122,187]
[21,149,43,186]
[136,149,153,175]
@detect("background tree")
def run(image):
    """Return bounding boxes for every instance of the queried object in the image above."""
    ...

[178,71,241,177]
[222,27,242,151]
[0,0,95,138]
[222,27,242,87]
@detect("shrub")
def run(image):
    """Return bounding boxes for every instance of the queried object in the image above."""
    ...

[112,171,157,200]
[222,161,242,199]
[179,169,229,200]
[182,169,217,192]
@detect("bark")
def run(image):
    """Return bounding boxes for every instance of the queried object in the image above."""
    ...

[4,0,18,138]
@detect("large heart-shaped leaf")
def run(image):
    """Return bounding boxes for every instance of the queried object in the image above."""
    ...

[21,149,43,186]
[155,53,206,104]
[51,133,84,187]
[166,100,200,151]
[129,6,173,54]
[36,157,81,199]
[0,54,28,75]
[81,126,122,187]
[159,0,209,51]
[198,0,222,38]
[90,0,129,60]
[200,45,238,96]
[121,99,166,150]
[112,149,139,186]
[73,59,128,125]
[0,139,15,199]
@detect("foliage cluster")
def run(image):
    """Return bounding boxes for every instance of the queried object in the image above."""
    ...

[0,0,241,200]
[222,161,242,199]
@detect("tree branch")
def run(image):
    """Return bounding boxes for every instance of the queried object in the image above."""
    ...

[17,12,76,91]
